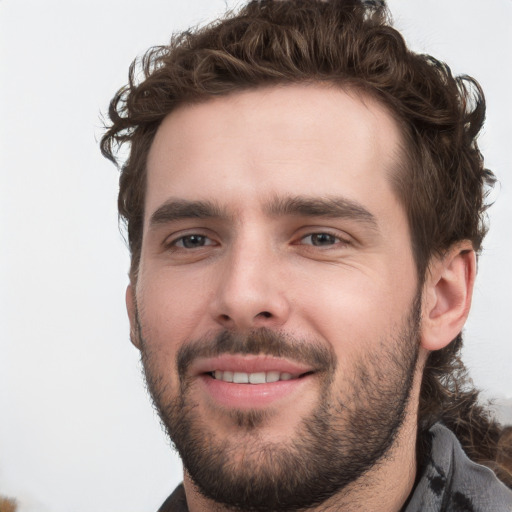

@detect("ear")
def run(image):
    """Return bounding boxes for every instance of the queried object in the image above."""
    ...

[126,284,142,350]
[420,242,476,351]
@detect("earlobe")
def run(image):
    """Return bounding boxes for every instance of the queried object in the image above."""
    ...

[420,242,476,352]
[126,284,142,350]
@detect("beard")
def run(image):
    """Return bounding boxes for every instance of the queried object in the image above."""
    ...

[137,298,421,512]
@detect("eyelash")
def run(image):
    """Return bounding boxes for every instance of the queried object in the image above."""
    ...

[168,234,216,249]
[166,230,349,251]
[299,232,348,247]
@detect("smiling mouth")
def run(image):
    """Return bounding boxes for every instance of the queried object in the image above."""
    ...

[208,370,313,384]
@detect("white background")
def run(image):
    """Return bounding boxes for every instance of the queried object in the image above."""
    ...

[1,1,511,511]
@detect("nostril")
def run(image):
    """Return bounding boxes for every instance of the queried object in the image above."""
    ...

[258,311,272,319]
[220,314,231,321]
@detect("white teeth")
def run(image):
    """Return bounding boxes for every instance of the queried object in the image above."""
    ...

[249,372,266,384]
[233,372,249,384]
[266,371,280,383]
[212,370,300,384]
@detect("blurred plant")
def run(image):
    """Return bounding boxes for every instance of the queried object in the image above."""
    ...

[0,496,17,512]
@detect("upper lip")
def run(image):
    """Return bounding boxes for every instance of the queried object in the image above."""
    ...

[190,354,315,377]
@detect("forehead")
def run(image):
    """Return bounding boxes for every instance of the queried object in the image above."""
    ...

[145,84,404,220]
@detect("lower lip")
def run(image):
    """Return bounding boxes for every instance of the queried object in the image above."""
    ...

[199,374,313,409]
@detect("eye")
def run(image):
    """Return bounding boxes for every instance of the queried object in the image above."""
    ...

[301,233,344,246]
[173,234,215,249]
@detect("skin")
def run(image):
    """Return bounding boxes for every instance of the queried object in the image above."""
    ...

[127,84,476,511]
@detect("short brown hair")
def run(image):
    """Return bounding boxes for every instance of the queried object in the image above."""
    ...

[101,0,509,485]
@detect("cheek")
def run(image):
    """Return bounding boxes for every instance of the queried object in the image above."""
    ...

[292,263,416,354]
[137,268,213,349]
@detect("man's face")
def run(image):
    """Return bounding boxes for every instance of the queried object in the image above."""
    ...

[131,84,421,510]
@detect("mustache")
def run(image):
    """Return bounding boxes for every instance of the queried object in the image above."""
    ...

[177,328,337,379]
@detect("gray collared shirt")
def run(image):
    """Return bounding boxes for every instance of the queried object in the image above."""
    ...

[404,423,512,511]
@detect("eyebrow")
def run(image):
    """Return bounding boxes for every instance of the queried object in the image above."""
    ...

[148,195,378,230]
[265,195,378,229]
[149,199,229,228]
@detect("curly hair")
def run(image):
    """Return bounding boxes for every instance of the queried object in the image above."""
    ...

[101,0,510,485]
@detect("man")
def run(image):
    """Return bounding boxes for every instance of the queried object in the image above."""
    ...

[101,0,512,510]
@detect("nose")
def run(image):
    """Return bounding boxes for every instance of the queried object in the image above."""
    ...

[209,238,291,331]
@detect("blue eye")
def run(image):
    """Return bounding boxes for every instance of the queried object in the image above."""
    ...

[174,235,212,249]
[302,233,340,246]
